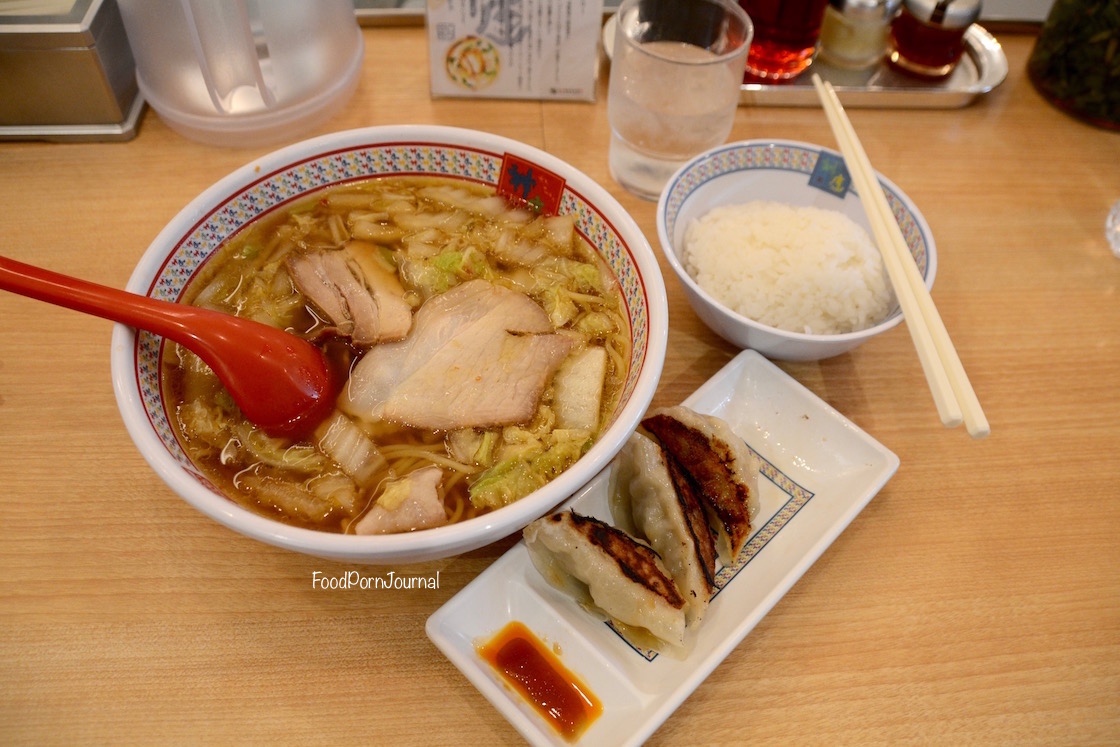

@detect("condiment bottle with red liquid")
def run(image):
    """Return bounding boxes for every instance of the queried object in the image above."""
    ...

[888,0,981,78]
[739,0,832,81]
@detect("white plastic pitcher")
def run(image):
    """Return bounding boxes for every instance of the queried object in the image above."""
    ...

[117,0,363,147]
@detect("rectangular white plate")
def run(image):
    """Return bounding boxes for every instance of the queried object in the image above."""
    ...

[426,350,900,746]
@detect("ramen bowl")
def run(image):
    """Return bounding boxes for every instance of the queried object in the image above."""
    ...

[111,125,668,564]
[657,139,936,361]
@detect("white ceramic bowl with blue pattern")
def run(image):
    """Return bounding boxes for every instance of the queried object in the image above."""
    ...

[657,139,936,362]
[110,125,667,564]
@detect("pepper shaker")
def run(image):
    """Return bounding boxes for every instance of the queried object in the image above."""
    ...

[819,0,901,70]
[888,0,982,78]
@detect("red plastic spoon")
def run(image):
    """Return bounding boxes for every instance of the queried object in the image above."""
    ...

[0,255,337,439]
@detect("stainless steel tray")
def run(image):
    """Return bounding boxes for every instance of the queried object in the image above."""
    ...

[740,25,1009,109]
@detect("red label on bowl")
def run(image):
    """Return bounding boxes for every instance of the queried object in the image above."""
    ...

[498,154,565,215]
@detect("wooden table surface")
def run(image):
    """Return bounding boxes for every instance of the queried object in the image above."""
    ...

[2,25,1118,746]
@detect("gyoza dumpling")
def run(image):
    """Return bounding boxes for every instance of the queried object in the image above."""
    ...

[610,431,716,627]
[641,406,762,564]
[524,511,686,649]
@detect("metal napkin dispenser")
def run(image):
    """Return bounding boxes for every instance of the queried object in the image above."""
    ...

[0,0,142,141]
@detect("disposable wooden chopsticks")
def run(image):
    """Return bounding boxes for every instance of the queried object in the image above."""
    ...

[811,74,989,439]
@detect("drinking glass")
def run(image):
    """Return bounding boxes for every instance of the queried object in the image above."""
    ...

[607,0,753,201]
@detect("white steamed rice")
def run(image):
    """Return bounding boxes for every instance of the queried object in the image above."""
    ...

[682,201,894,335]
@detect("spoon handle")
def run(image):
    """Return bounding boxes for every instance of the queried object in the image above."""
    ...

[0,254,337,439]
[0,254,230,348]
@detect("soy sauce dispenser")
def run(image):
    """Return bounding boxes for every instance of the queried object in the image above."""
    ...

[888,0,982,78]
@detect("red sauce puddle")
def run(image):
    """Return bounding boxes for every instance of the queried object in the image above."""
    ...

[478,621,603,741]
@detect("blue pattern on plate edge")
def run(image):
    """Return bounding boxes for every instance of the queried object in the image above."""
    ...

[136,142,652,470]
[663,142,929,278]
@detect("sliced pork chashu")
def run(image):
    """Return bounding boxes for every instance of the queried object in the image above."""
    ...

[352,466,446,534]
[641,406,761,564]
[286,241,412,346]
[339,279,574,431]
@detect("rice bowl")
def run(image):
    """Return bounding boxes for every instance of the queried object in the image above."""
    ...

[657,139,936,361]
